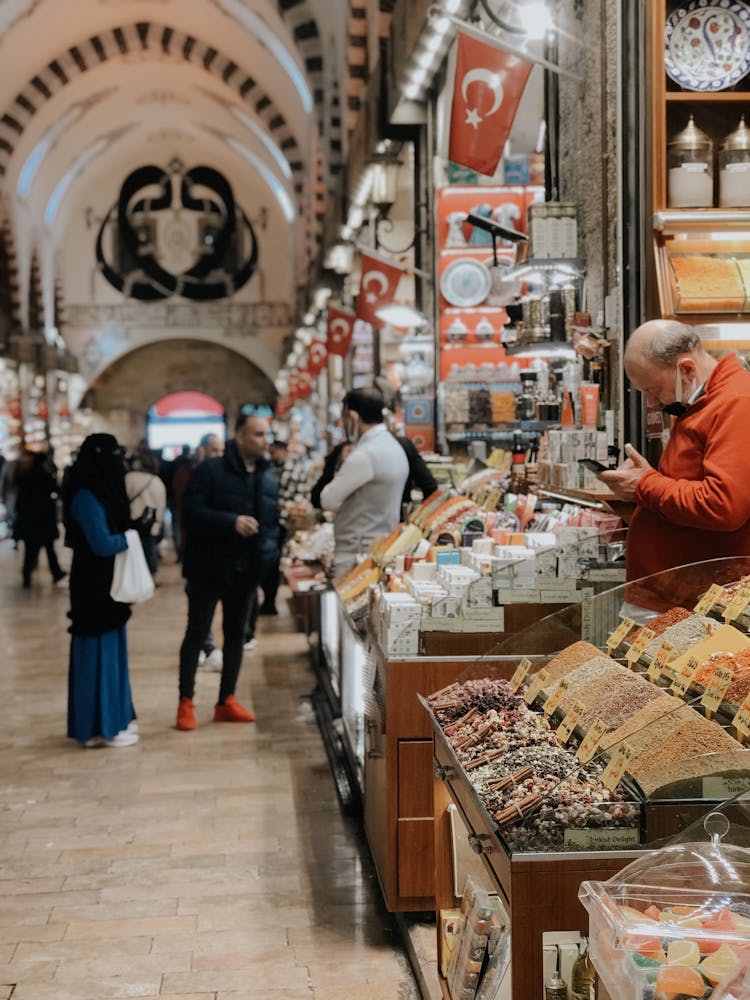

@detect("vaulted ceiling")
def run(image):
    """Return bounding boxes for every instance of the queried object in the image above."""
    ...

[0,0,380,387]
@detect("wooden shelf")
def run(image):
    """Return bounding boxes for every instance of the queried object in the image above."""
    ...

[666,92,750,102]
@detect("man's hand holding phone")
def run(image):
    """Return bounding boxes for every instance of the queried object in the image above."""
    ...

[235,515,259,537]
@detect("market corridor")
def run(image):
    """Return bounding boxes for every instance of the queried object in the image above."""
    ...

[0,542,418,1000]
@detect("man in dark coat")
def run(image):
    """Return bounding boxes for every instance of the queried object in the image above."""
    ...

[176,414,280,730]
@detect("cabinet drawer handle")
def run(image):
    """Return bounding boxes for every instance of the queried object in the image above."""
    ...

[434,763,453,781]
[467,833,493,856]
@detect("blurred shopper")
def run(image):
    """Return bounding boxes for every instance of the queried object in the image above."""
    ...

[63,434,138,748]
[176,414,279,730]
[320,388,409,577]
[15,448,66,588]
[125,450,167,578]
[164,444,191,559]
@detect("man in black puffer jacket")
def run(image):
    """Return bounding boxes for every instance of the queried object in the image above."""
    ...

[176,413,280,730]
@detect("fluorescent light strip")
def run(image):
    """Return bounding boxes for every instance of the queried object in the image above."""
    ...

[230,107,292,179]
[216,0,313,114]
[18,106,84,198]
[45,129,132,226]
[225,136,296,222]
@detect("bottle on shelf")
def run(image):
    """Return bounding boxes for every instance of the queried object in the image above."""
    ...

[515,371,538,420]
[544,967,567,1000]
[510,430,526,492]
[571,938,596,1000]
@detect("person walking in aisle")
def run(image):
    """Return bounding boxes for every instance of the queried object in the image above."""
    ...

[125,449,167,579]
[15,448,67,588]
[176,413,280,730]
[319,388,410,577]
[63,433,138,748]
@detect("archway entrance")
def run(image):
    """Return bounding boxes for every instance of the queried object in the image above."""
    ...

[147,391,225,459]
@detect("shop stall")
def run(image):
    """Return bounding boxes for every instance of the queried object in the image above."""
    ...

[423,558,750,999]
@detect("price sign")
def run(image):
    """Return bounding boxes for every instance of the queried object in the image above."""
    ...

[509,657,532,694]
[474,488,488,507]
[701,665,735,714]
[523,668,550,706]
[723,587,750,624]
[543,679,570,717]
[694,583,725,616]
[671,656,699,697]
[601,742,635,791]
[606,617,636,654]
[556,700,586,745]
[733,693,750,739]
[577,719,609,764]
[647,640,674,682]
[626,627,656,668]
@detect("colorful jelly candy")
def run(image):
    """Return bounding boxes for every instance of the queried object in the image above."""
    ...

[654,964,707,997]
[699,943,741,985]
[666,940,700,967]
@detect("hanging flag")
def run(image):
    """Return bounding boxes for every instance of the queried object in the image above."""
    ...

[275,395,294,417]
[306,339,328,376]
[449,31,533,176]
[327,305,356,357]
[355,254,402,327]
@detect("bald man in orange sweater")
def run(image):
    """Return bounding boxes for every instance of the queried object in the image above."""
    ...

[599,320,750,612]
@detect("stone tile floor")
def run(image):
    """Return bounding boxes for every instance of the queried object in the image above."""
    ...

[0,540,419,999]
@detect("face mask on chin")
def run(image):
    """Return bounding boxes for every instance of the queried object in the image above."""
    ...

[662,365,697,417]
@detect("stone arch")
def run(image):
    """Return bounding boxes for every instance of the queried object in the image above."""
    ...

[0,21,308,220]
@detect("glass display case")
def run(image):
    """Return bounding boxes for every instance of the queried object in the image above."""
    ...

[428,557,750,997]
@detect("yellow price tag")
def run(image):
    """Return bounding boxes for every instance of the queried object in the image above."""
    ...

[577,719,609,764]
[543,678,570,717]
[606,617,636,654]
[723,587,750,624]
[701,665,734,714]
[483,490,502,512]
[601,742,635,791]
[487,449,507,470]
[626,627,656,668]
[647,639,673,682]
[694,583,725,616]
[671,656,699,697]
[509,657,533,694]
[556,699,585,745]
[523,668,550,706]
[474,488,488,507]
[733,693,750,738]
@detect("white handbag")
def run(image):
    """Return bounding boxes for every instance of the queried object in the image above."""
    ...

[110,529,155,604]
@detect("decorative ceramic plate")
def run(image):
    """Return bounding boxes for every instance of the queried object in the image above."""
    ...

[440,258,492,307]
[665,0,750,92]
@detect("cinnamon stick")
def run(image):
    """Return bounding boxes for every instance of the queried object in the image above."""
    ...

[494,792,544,829]
[487,766,533,792]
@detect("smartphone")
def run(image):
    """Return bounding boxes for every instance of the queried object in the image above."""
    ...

[578,458,607,475]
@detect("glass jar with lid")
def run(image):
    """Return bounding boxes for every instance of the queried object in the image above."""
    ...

[667,115,713,208]
[719,116,750,208]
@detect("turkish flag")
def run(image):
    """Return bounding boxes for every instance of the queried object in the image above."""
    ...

[275,395,293,417]
[355,254,402,327]
[327,306,356,357]
[449,31,533,176]
[306,339,328,376]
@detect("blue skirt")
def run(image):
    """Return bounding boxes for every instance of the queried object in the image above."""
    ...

[67,627,136,742]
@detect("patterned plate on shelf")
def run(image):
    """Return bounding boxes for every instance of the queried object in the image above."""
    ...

[665,0,750,92]
[440,258,492,307]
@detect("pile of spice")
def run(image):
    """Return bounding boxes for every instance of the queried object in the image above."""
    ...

[629,606,691,643]
[692,648,750,688]
[629,716,739,795]
[643,614,716,661]
[542,641,603,684]
[575,669,663,732]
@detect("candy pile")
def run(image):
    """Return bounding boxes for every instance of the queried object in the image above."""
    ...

[603,899,750,998]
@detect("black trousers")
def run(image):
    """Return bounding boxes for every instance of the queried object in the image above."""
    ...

[179,572,257,703]
[23,540,63,584]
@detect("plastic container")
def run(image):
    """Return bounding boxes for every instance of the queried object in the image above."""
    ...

[668,116,714,209]
[580,811,750,999]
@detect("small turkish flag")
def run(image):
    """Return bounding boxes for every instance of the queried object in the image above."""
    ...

[289,371,313,400]
[275,395,294,417]
[327,306,356,357]
[306,339,328,376]
[355,254,402,327]
[449,31,533,176]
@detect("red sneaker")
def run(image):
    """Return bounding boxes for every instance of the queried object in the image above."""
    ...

[214,695,255,723]
[176,697,197,730]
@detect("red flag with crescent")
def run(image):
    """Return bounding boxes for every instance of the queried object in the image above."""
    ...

[289,370,313,400]
[275,395,294,417]
[327,306,356,357]
[355,254,402,327]
[306,339,328,376]
[449,31,533,176]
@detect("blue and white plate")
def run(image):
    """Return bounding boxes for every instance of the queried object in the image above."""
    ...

[665,0,750,91]
[440,258,491,307]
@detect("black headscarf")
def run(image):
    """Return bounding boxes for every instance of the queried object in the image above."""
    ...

[63,433,131,535]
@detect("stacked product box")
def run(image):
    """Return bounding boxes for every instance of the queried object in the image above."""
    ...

[543,428,609,491]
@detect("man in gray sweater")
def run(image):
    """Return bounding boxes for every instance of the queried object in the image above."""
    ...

[320,388,409,577]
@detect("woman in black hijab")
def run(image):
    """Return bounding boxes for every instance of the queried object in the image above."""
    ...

[63,434,139,747]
